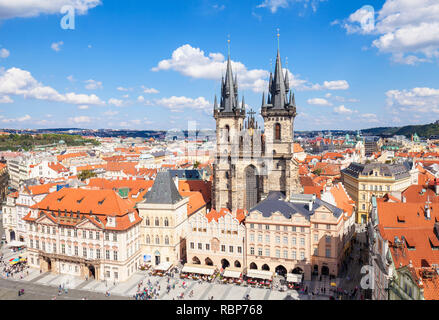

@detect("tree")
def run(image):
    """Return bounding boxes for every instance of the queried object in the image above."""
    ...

[193,161,200,169]
[78,170,97,181]
[312,168,322,176]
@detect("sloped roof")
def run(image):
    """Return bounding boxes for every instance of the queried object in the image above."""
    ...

[144,171,183,204]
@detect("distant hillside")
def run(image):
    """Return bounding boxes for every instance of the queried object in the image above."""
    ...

[362,122,439,138]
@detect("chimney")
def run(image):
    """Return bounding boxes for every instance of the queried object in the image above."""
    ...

[309,194,316,211]
[425,204,431,220]
[173,174,179,190]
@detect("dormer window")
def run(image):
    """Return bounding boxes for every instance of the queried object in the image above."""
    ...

[98,198,106,205]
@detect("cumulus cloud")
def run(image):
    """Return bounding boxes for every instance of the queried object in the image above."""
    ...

[67,75,75,82]
[103,110,119,116]
[1,114,31,123]
[152,44,268,93]
[0,67,105,106]
[0,0,102,19]
[308,80,350,91]
[307,98,332,106]
[155,96,211,112]
[51,41,63,52]
[359,113,379,123]
[141,86,159,94]
[257,0,325,13]
[117,86,132,92]
[333,105,356,114]
[386,87,439,115]
[0,48,9,58]
[69,116,91,124]
[84,79,102,90]
[0,95,13,103]
[153,44,349,93]
[108,98,124,107]
[340,0,439,64]
[78,105,88,109]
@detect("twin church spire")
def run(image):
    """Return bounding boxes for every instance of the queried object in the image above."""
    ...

[214,33,296,116]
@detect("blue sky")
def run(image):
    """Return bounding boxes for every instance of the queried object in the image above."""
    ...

[0,0,438,131]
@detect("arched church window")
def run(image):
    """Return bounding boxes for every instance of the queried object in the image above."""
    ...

[225,125,230,143]
[155,217,159,226]
[275,123,281,140]
[164,218,169,227]
[145,217,150,226]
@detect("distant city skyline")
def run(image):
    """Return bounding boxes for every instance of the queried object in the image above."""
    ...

[0,0,438,131]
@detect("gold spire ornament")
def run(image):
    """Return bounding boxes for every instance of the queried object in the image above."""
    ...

[277,28,280,50]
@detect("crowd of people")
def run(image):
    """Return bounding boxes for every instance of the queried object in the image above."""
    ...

[0,253,29,280]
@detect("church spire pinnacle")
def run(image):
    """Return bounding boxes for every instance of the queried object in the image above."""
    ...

[218,36,240,114]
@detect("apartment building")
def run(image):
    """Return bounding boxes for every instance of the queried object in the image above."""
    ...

[186,208,246,271]
[23,188,142,282]
[245,192,354,281]
[341,162,417,223]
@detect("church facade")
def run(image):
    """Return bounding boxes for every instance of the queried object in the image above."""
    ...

[212,48,303,214]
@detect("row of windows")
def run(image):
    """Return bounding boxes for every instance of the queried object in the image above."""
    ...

[249,224,308,232]
[249,234,307,246]
[29,240,119,260]
[362,184,390,191]
[249,247,305,260]
[145,217,169,227]
[189,242,242,254]
[192,227,239,235]
[31,224,118,241]
[249,247,331,259]
[145,235,170,245]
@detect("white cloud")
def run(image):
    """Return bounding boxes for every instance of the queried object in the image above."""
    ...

[152,44,268,93]
[69,116,91,124]
[0,48,9,58]
[67,75,75,82]
[51,41,63,52]
[307,98,332,106]
[0,95,13,103]
[1,114,31,123]
[141,86,159,94]
[386,87,439,115]
[108,98,124,107]
[155,96,211,112]
[103,110,119,116]
[212,4,225,11]
[308,80,350,91]
[152,44,347,93]
[0,67,105,106]
[137,95,145,102]
[333,105,355,114]
[359,113,379,123]
[84,79,102,90]
[117,86,132,92]
[0,0,101,19]
[341,0,439,64]
[257,0,325,13]
[78,105,89,110]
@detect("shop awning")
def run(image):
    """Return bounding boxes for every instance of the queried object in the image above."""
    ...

[181,264,217,276]
[223,267,242,279]
[6,240,26,248]
[246,269,273,280]
[286,273,303,283]
[153,262,173,272]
